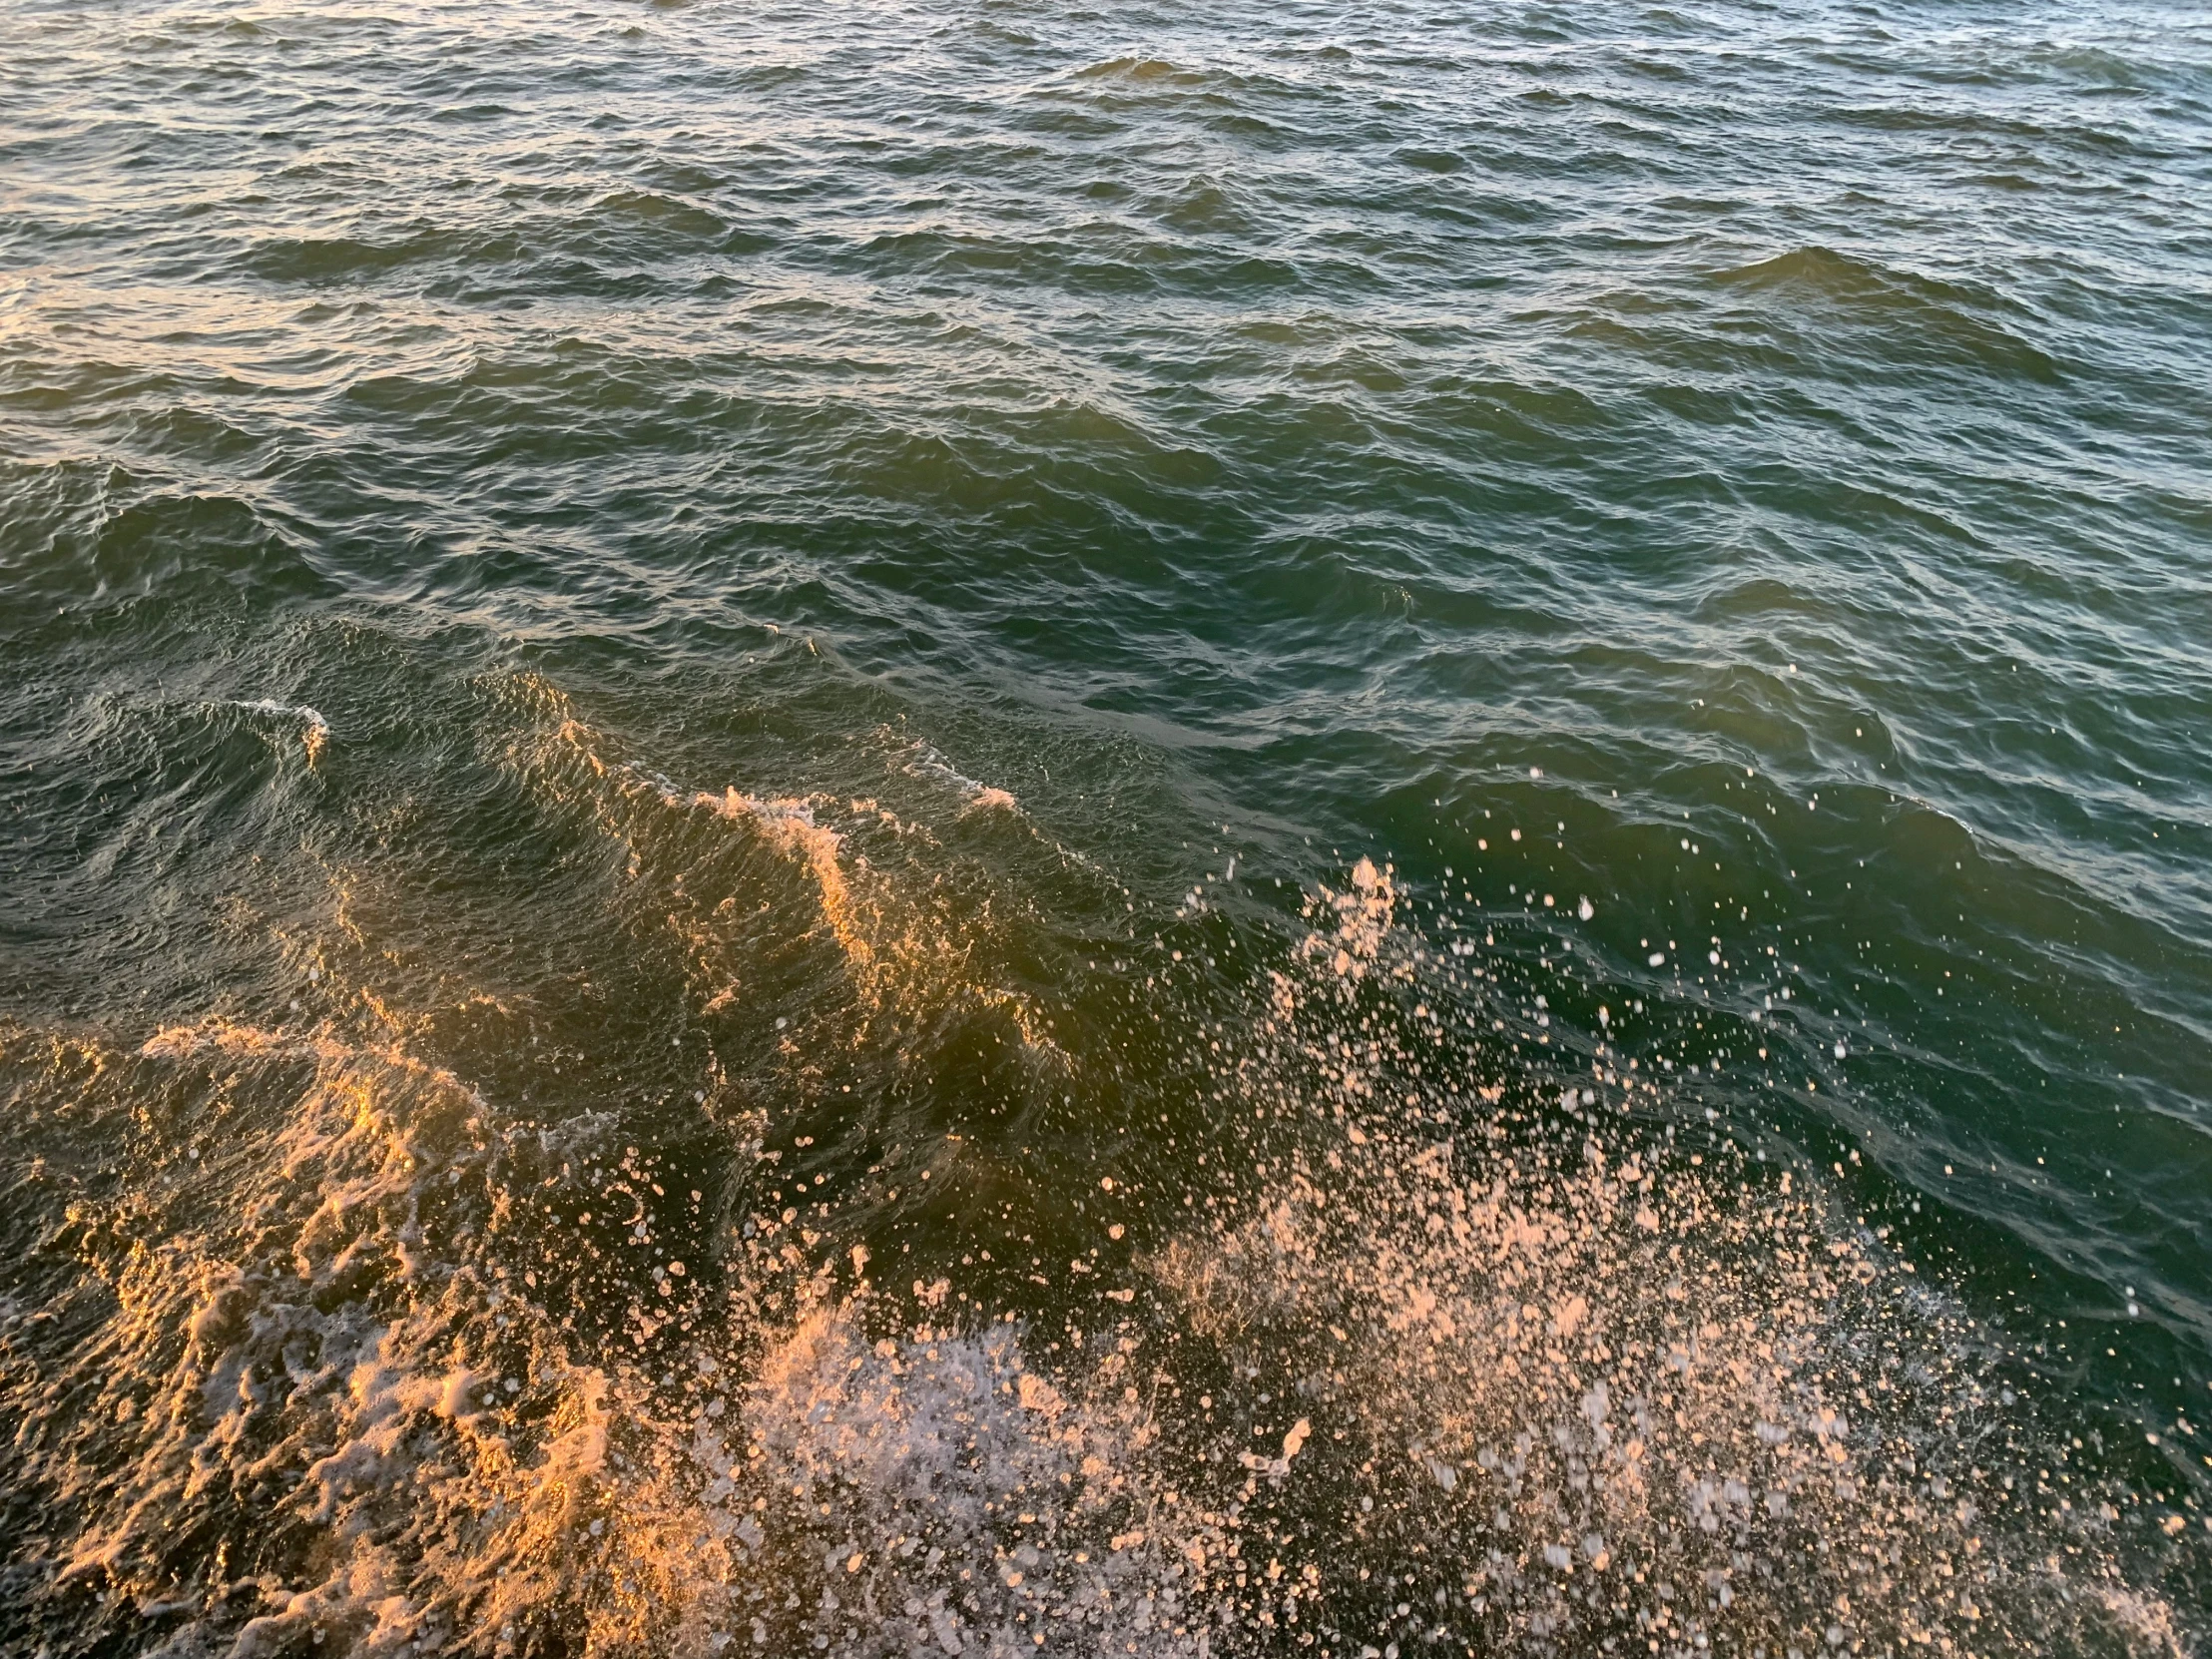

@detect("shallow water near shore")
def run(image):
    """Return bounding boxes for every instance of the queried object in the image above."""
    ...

[2,0,2210,1654]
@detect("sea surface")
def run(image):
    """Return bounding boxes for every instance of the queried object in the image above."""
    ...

[3,0,2210,1654]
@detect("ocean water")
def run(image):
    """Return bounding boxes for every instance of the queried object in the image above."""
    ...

[3,0,2210,1653]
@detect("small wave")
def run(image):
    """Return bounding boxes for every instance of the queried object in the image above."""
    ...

[1075,56,1208,85]
[1705,246,2061,381]
[908,744,1021,816]
[226,698,331,763]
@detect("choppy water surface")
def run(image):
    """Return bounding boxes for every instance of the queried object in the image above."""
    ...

[4,0,2211,1654]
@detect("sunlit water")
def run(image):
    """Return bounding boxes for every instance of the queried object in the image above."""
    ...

[3,1,2210,1655]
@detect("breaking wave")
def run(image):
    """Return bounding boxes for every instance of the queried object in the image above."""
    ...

[1,689,2200,1659]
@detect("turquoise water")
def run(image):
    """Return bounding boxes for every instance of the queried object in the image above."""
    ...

[3,0,2210,1652]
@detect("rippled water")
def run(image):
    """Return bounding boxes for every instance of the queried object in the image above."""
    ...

[4,0,2211,1654]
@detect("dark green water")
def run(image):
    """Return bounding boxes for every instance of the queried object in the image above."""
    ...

[3,0,2210,1654]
